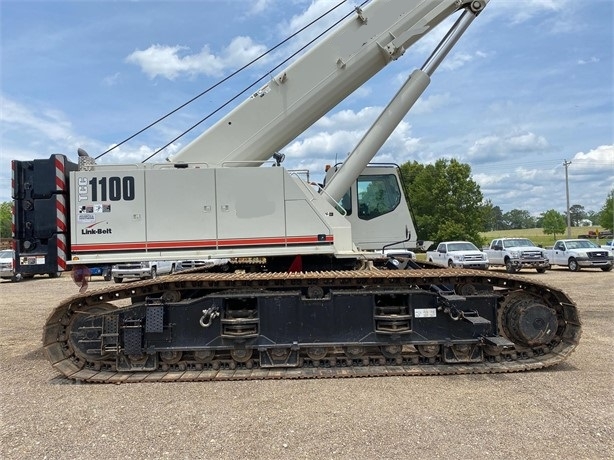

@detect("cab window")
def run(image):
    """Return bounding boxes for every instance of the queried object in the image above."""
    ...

[357,174,401,220]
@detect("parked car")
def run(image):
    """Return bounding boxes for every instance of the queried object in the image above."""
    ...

[5,251,62,280]
[545,239,613,272]
[483,238,549,273]
[111,260,178,283]
[0,249,21,282]
[601,240,613,252]
[426,241,488,269]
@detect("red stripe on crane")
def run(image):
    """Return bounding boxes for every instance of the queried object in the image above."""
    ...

[71,235,334,252]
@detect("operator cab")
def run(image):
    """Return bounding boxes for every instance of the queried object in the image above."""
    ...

[324,163,418,252]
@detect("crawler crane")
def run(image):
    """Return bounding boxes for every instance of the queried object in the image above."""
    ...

[11,0,581,382]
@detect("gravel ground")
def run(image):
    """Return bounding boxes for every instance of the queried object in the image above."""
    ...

[1,268,612,459]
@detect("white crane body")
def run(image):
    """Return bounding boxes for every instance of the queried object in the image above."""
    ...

[10,1,583,384]
[14,0,488,266]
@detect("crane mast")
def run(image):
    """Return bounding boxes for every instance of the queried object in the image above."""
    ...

[173,0,487,167]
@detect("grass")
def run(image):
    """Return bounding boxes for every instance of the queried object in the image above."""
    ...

[480,226,611,248]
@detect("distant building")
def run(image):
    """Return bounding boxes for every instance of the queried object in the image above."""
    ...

[579,219,593,227]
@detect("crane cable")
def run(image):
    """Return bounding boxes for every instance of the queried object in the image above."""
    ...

[94,0,370,162]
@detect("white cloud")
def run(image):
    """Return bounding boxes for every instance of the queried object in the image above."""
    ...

[304,107,422,165]
[276,0,364,55]
[284,130,360,161]
[474,172,510,187]
[467,132,549,162]
[474,145,613,214]
[348,86,372,101]
[570,145,614,175]
[573,144,614,161]
[491,0,570,24]
[440,52,474,71]
[284,0,343,34]
[248,0,274,15]
[100,142,182,165]
[413,93,452,114]
[315,107,379,131]
[126,36,268,80]
[103,72,120,87]
[0,96,177,169]
[514,166,542,181]
[438,49,489,71]
[380,121,422,160]
[0,96,73,143]
[283,108,421,175]
[577,56,600,65]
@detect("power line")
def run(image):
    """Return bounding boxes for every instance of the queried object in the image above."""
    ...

[470,159,612,174]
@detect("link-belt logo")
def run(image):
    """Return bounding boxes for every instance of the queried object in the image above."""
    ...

[82,221,112,235]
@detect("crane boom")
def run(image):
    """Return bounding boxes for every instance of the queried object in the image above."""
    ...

[173,0,485,166]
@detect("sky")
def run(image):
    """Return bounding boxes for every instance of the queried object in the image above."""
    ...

[1,0,613,218]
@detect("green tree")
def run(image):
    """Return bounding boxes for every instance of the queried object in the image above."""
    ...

[399,158,484,247]
[480,199,504,232]
[568,204,586,226]
[503,209,536,229]
[584,210,597,225]
[534,214,544,228]
[0,201,12,239]
[541,209,566,239]
[598,189,614,231]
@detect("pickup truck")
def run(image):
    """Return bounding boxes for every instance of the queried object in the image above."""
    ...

[545,239,613,272]
[0,248,63,282]
[426,241,488,269]
[0,249,21,282]
[112,260,178,283]
[484,238,549,273]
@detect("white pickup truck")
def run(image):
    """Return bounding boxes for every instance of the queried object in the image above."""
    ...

[484,238,549,273]
[112,260,178,283]
[426,241,488,269]
[545,239,613,272]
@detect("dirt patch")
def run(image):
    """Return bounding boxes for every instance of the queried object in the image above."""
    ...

[1,269,612,459]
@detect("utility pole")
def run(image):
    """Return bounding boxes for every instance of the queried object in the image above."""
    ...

[563,160,572,237]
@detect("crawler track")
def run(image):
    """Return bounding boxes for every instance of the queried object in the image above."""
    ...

[43,269,581,383]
